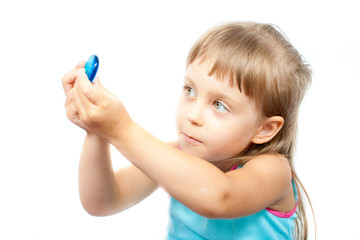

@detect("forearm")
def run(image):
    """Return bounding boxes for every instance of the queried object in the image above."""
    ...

[79,133,120,216]
[111,122,232,217]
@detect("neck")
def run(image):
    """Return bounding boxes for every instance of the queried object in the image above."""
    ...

[211,159,239,173]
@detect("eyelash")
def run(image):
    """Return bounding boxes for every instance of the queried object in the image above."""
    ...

[184,86,196,97]
[213,101,229,112]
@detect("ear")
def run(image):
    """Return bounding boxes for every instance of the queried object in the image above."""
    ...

[251,116,284,144]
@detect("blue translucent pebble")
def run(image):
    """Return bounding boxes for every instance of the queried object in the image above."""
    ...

[84,55,99,82]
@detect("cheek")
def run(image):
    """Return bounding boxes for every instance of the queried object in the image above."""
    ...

[175,100,186,132]
[206,120,257,157]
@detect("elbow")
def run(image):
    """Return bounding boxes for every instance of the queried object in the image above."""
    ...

[84,208,107,217]
[80,199,114,217]
[199,201,231,219]
[79,189,122,217]
[194,188,235,219]
[198,207,224,219]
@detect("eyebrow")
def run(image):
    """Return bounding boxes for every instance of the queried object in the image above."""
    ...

[184,76,194,84]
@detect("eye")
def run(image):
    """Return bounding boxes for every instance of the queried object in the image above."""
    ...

[213,101,228,113]
[184,86,196,97]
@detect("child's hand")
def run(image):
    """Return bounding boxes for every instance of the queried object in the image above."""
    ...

[62,63,132,142]
[63,61,88,131]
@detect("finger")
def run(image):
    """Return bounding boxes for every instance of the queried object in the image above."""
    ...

[62,61,86,95]
[76,70,102,106]
[65,88,73,109]
[75,60,86,69]
[92,76,106,90]
[88,76,115,102]
[91,77,107,94]
[62,68,82,95]
[66,101,79,122]
[92,75,100,84]
[64,89,79,120]
[72,83,88,121]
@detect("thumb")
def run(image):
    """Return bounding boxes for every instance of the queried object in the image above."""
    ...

[92,76,101,86]
[92,76,109,93]
[92,76,117,100]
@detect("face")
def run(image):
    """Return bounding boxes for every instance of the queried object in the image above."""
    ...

[176,60,261,164]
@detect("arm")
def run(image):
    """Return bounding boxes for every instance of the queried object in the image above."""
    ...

[63,64,158,217]
[78,133,158,216]
[112,123,292,218]
[70,68,293,219]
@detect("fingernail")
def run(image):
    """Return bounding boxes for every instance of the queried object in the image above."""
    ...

[78,68,86,74]
[77,60,86,68]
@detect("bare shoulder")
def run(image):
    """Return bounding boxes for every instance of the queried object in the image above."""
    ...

[243,153,292,180]
[224,153,294,217]
[242,153,293,199]
[243,154,295,213]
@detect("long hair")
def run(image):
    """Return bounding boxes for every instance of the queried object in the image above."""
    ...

[187,22,314,239]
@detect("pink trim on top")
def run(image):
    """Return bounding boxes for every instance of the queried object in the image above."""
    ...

[265,200,298,218]
[230,165,238,171]
[230,164,298,218]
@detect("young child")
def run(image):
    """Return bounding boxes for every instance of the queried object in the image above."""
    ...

[63,22,312,239]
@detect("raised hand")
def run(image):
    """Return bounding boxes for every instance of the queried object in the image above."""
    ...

[62,62,132,142]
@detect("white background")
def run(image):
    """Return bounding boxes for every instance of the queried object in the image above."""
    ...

[1,0,359,239]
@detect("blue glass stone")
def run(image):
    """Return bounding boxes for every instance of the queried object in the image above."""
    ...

[84,55,99,82]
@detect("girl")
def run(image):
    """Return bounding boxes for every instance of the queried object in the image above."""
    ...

[63,22,313,239]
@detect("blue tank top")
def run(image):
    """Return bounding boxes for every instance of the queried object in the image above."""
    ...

[167,181,298,240]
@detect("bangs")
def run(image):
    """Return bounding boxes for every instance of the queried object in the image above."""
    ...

[186,23,270,97]
[185,24,251,91]
[189,51,241,90]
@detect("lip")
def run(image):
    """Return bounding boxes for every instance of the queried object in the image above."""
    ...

[182,133,202,145]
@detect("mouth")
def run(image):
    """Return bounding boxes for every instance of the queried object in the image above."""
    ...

[182,133,202,145]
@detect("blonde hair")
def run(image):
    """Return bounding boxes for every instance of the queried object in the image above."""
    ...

[187,22,314,239]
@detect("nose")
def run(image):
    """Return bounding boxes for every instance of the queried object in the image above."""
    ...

[187,101,204,126]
